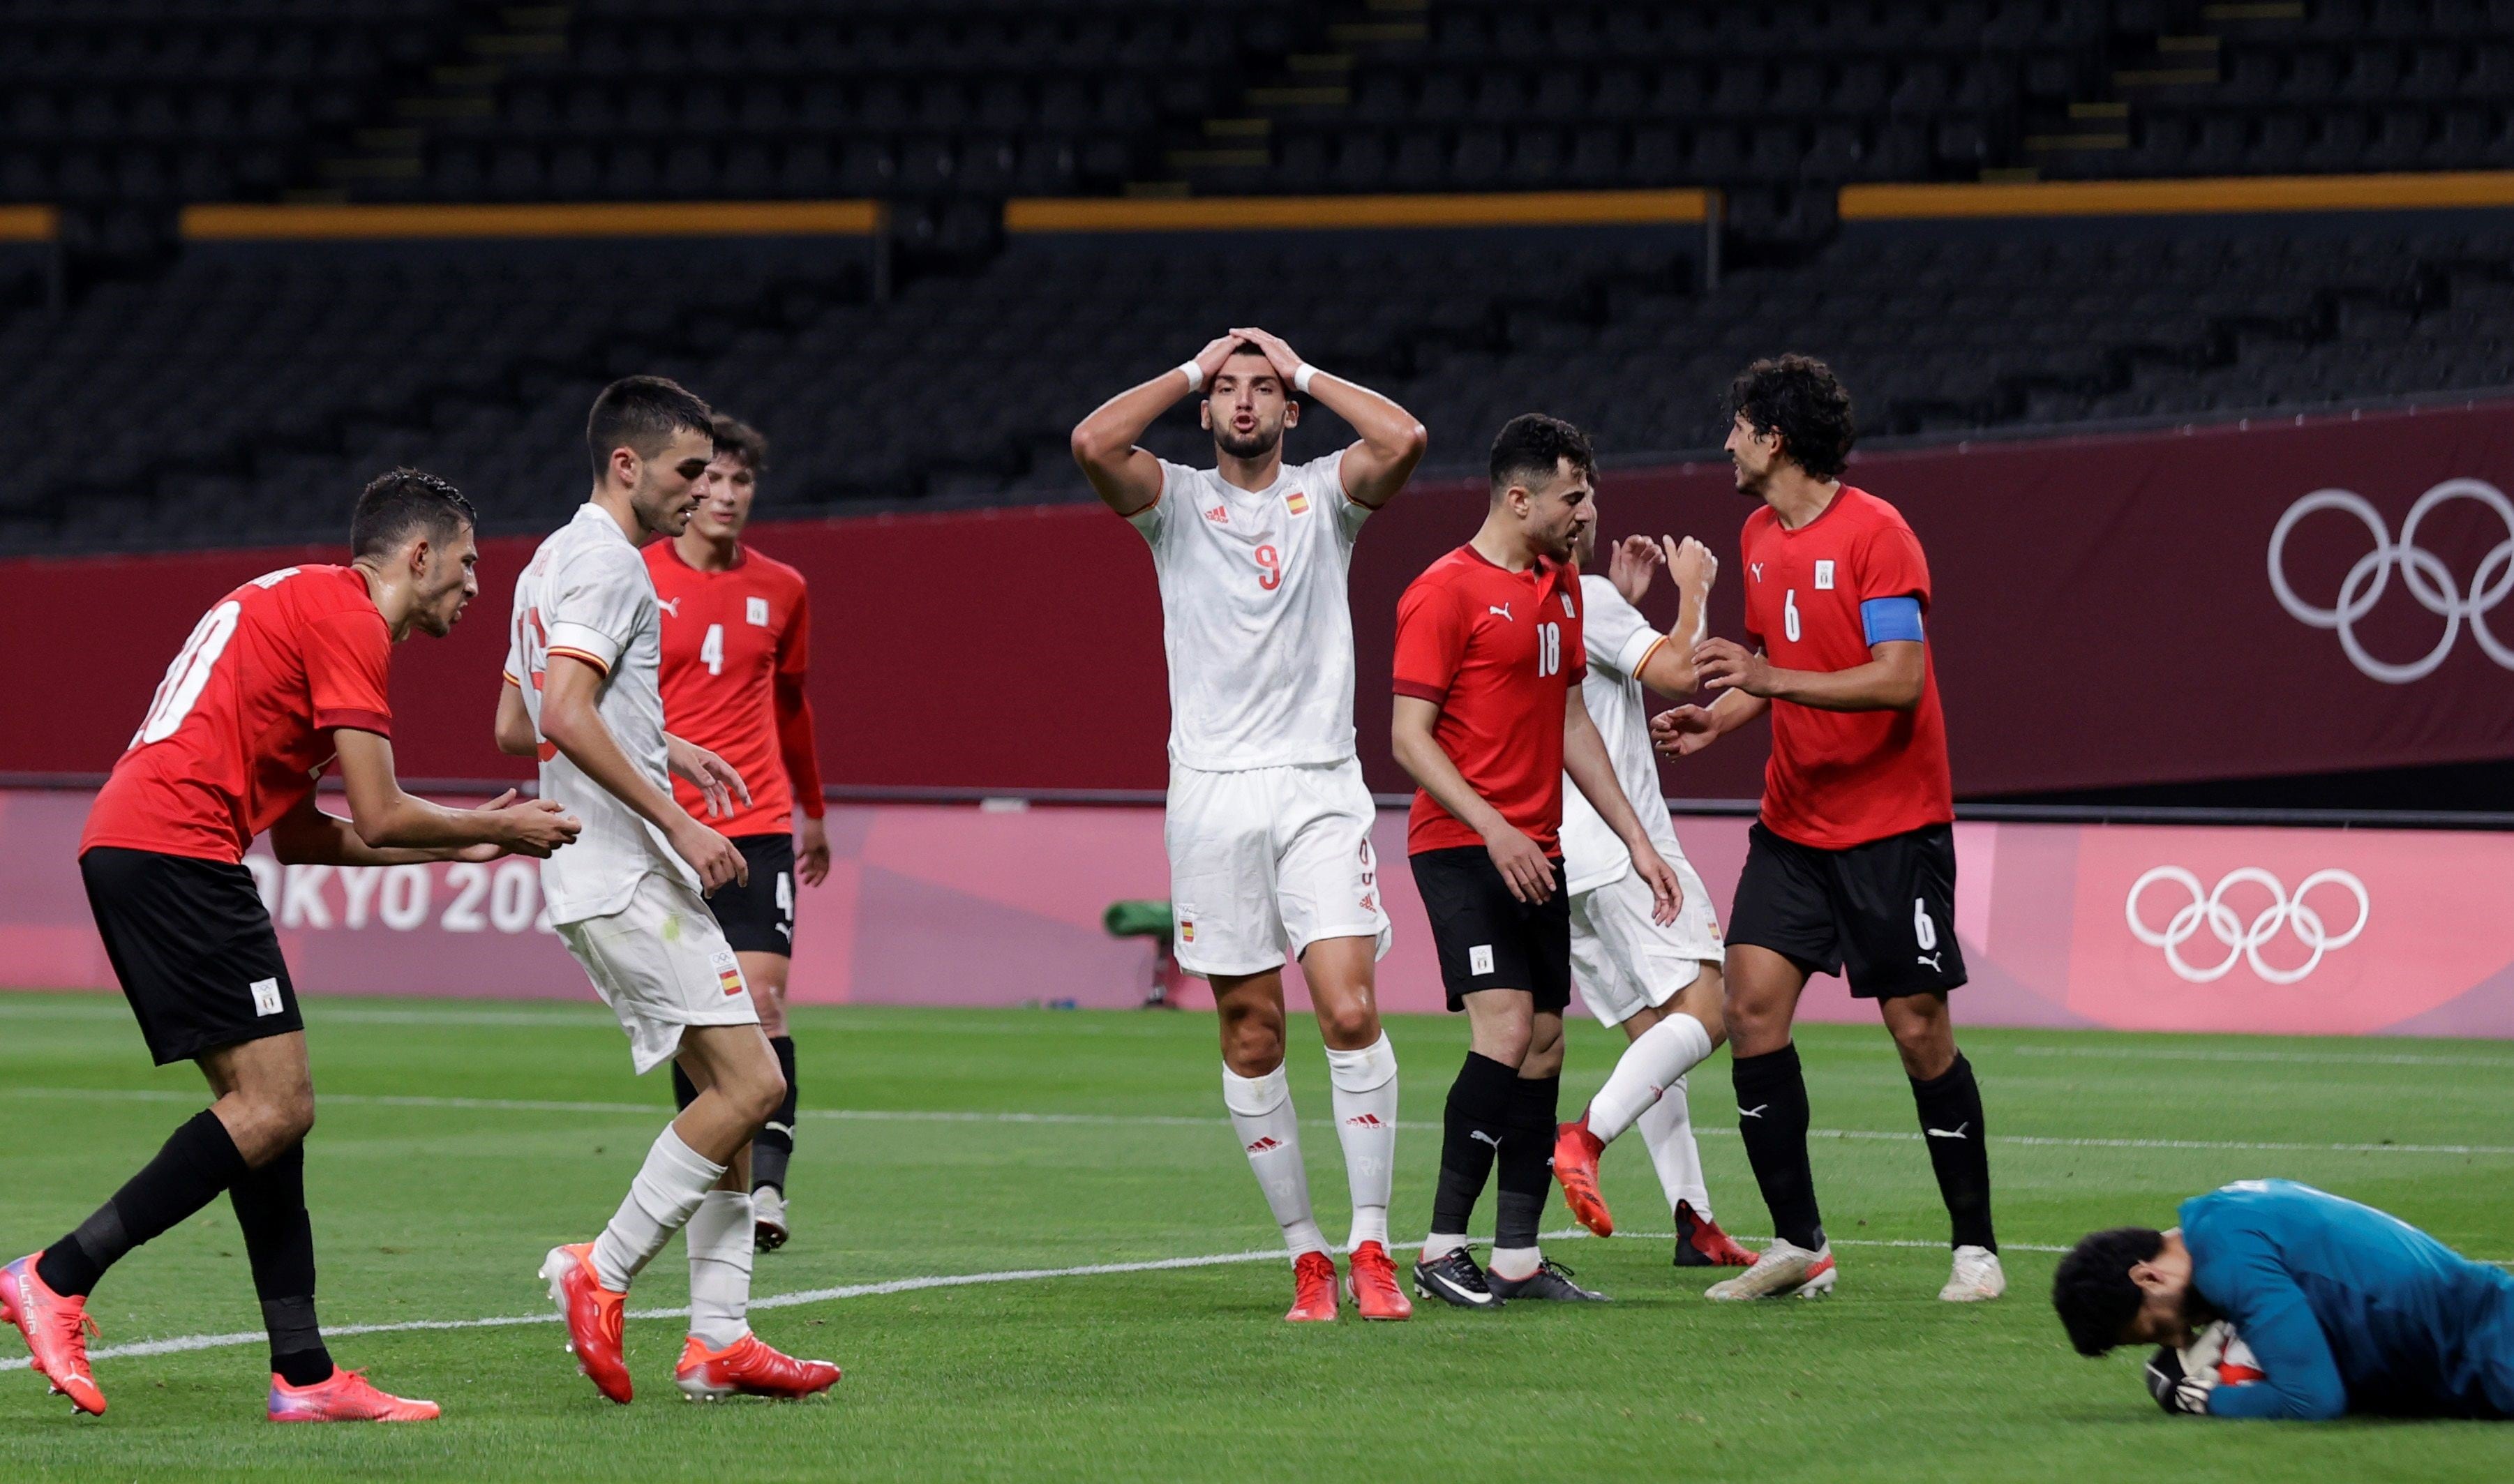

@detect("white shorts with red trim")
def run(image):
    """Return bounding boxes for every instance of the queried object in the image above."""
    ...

[1569,853,1723,1026]
[1164,758,1393,978]
[557,870,759,1074]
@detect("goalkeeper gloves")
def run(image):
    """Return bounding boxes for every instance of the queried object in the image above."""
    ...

[2144,1346,2211,1416]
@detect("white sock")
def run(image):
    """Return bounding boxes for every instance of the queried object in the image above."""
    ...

[684,1189,755,1349]
[591,1125,727,1291]
[1323,1033,1398,1251]
[1489,1245,1541,1280]
[1221,1064,1326,1260]
[1589,1009,1714,1143]
[1421,1232,1467,1264]
[1637,1074,1712,1220]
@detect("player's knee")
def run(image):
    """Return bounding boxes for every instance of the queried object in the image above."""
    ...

[1221,1019,1286,1076]
[1317,999,1378,1049]
[736,1068,786,1127]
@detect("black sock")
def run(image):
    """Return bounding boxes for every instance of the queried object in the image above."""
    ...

[752,1035,798,1194]
[1494,1072,1560,1252]
[671,1061,700,1112]
[1731,1043,1825,1252]
[1429,1053,1518,1238]
[1910,1052,1996,1252]
[230,1142,333,1385]
[38,1109,248,1297]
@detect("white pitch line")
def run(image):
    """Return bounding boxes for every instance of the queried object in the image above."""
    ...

[9,1086,2514,1157]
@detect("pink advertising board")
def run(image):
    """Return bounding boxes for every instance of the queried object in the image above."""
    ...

[2,788,2506,1037]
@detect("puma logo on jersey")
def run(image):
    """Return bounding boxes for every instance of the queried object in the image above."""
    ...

[1488,604,1513,621]
[1926,1123,1970,1141]
[1750,563,1765,582]
[1917,952,1943,971]
[657,597,682,617]
[1204,504,1229,524]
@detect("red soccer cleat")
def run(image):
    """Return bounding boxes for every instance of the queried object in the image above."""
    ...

[673,1333,841,1401]
[1553,1116,1615,1238]
[1285,1250,1338,1322]
[267,1366,440,1422]
[1675,1201,1757,1268]
[3,1252,105,1416]
[1342,1241,1413,1321]
[540,1243,631,1404]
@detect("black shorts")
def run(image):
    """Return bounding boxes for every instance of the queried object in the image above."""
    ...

[80,846,301,1066]
[1727,820,1966,999]
[1410,846,1573,1014]
[710,832,798,957]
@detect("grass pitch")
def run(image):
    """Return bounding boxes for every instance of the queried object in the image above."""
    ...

[2,991,2511,1483]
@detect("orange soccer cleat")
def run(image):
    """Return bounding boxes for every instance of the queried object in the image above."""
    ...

[3,1252,105,1416]
[1674,1201,1757,1268]
[540,1243,631,1404]
[1553,1116,1615,1238]
[1285,1250,1338,1322]
[1342,1241,1413,1321]
[673,1333,841,1401]
[267,1367,440,1423]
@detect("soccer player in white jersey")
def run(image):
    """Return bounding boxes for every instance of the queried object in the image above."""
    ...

[1072,329,1428,1322]
[1546,523,1758,1269]
[497,376,839,1402]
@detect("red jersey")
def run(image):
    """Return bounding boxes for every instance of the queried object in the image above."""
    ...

[1391,545,1586,856]
[645,539,824,838]
[82,564,394,864]
[1739,486,1954,849]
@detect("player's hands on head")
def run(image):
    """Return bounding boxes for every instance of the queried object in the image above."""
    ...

[1666,536,1717,596]
[476,789,581,857]
[1651,705,1721,756]
[2143,1347,2211,1416]
[1227,327,1303,386]
[1191,334,1240,387]
[1631,843,1683,926]
[1606,534,1662,605]
[670,816,749,894]
[1693,638,1774,697]
[797,814,832,888]
[666,735,751,819]
[1481,823,1555,906]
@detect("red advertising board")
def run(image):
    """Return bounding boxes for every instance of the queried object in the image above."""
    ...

[4,789,2507,1037]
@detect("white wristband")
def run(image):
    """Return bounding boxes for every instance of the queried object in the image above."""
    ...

[1178,360,1205,394]
[1293,362,1319,395]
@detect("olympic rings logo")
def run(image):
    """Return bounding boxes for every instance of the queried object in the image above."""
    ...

[2125,867,2370,984]
[2268,479,2514,684]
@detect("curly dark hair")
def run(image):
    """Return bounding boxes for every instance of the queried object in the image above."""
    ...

[1488,412,1594,501]
[2051,1227,2167,1357]
[350,467,476,559]
[1726,354,1856,479]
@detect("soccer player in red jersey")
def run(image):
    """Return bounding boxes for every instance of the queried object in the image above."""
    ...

[648,415,826,1252]
[3,471,579,1422]
[1390,414,1682,1309]
[1651,356,2000,1304]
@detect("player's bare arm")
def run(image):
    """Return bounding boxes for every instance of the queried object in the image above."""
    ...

[1562,687,1681,924]
[270,788,571,867]
[1392,693,1554,905]
[494,675,539,756]
[772,670,832,885]
[1069,335,1243,515]
[1651,686,1769,756]
[1695,634,1927,713]
[536,652,748,891]
[1608,534,1718,699]
[1227,326,1426,508]
[665,732,751,820]
[333,728,578,856]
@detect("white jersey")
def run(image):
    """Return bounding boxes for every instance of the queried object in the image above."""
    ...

[1129,451,1368,772]
[505,502,700,924]
[1560,574,1686,896]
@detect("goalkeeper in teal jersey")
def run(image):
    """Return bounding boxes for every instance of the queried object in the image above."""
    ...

[2052,1179,2514,1420]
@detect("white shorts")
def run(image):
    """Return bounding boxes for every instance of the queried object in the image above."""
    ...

[1569,851,1723,1026]
[1165,758,1393,977]
[556,871,761,1074]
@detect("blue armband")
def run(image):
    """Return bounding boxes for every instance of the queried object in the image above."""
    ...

[1860,595,1925,645]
